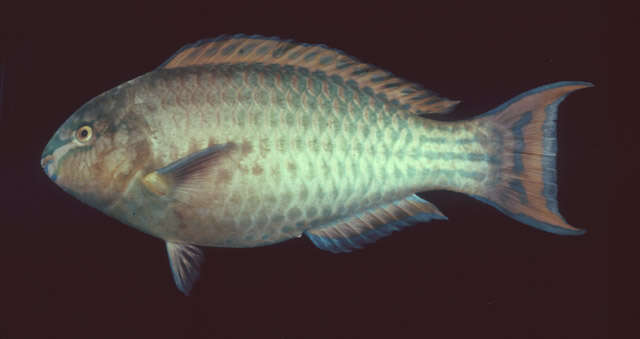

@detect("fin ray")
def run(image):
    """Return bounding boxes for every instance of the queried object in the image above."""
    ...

[306,194,447,253]
[166,242,204,295]
[473,81,592,235]
[142,143,234,198]
[159,34,459,115]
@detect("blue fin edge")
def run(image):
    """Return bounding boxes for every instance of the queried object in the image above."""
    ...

[476,81,594,119]
[469,195,586,236]
[306,195,447,254]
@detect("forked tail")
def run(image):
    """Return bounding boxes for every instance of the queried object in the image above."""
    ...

[472,81,592,235]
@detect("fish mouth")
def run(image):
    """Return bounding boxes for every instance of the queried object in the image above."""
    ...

[41,154,57,181]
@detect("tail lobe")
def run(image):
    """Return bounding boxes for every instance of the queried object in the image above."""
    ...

[472,81,592,235]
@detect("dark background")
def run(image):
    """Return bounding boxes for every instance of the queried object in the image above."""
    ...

[1,1,608,338]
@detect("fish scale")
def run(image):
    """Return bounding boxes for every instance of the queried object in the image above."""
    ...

[41,35,590,294]
[203,64,405,241]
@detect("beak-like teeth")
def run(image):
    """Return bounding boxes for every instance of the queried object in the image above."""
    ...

[41,155,56,179]
[41,155,54,169]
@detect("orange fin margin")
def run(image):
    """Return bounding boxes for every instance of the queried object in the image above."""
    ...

[159,34,459,115]
[473,82,593,235]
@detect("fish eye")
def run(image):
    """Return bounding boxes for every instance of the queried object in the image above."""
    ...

[75,125,93,143]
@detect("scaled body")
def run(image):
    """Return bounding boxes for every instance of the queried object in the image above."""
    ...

[104,64,493,247]
[41,35,590,294]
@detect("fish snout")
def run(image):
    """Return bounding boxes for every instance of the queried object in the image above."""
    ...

[41,154,57,181]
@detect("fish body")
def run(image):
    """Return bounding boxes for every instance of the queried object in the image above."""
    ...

[41,35,591,294]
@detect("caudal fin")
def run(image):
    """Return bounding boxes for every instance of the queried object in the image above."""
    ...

[472,81,592,235]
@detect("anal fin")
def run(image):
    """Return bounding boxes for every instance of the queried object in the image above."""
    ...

[305,194,447,253]
[166,242,204,295]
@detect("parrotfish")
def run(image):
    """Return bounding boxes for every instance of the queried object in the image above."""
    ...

[41,34,591,295]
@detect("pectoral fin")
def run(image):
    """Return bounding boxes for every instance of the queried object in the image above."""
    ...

[142,143,234,197]
[166,242,204,295]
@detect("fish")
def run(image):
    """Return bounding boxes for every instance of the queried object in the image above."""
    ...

[41,34,591,295]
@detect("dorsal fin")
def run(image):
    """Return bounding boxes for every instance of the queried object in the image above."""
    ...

[159,34,460,115]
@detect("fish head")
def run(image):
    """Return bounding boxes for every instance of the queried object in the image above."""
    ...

[41,91,151,212]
